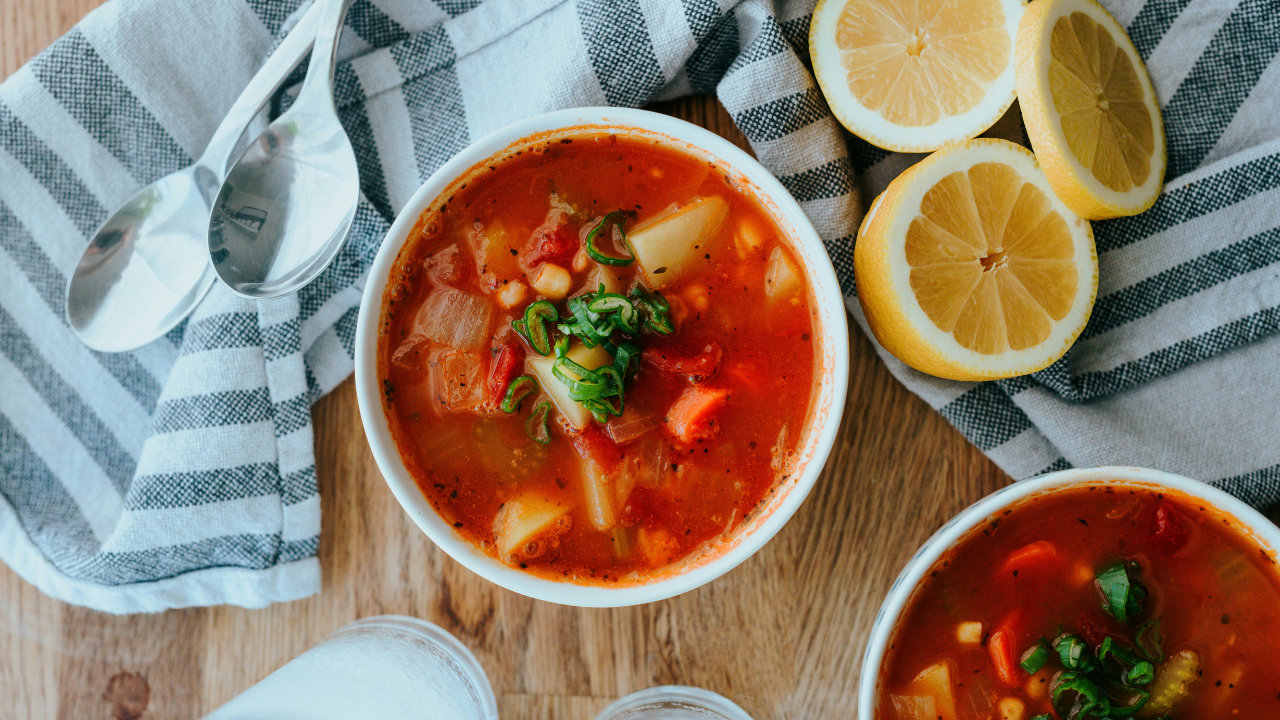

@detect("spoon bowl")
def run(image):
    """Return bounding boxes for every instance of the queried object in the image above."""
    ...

[64,1,324,352]
[209,0,359,299]
[68,168,218,351]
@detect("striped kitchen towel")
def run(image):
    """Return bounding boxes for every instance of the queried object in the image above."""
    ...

[0,0,1276,613]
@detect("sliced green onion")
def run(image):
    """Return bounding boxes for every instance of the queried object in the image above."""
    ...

[501,375,538,413]
[1098,637,1142,666]
[526,401,552,444]
[1020,642,1050,674]
[1135,619,1164,663]
[631,286,673,334]
[584,211,634,266]
[1108,689,1150,717]
[1054,635,1096,673]
[1051,671,1111,718]
[518,301,559,356]
[1096,560,1148,624]
[1125,661,1155,686]
[1029,716,1052,720]
[612,340,641,380]
[588,292,639,333]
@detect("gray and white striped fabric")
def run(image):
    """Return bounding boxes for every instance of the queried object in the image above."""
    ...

[0,0,1275,613]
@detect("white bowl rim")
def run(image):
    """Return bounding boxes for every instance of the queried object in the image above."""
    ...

[857,465,1280,719]
[354,106,851,607]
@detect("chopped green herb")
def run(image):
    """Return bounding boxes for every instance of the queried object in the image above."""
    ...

[1051,671,1111,718]
[630,285,673,335]
[584,211,635,266]
[1020,642,1051,674]
[1125,661,1155,686]
[501,375,538,414]
[1055,634,1097,672]
[1135,619,1164,662]
[526,401,552,444]
[515,301,559,355]
[1096,560,1148,624]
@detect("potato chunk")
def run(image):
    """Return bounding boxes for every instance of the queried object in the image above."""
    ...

[527,342,613,429]
[764,246,802,301]
[493,493,572,561]
[629,196,729,288]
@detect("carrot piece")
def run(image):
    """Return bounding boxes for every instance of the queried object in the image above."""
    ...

[662,386,730,444]
[999,540,1060,578]
[988,628,1021,686]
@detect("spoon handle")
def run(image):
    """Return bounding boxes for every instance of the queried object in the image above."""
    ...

[295,0,357,107]
[199,1,325,176]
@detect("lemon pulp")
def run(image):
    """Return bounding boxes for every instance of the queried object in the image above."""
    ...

[836,0,1012,127]
[1049,12,1154,192]
[905,163,1079,354]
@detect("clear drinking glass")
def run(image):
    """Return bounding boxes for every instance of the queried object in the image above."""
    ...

[203,615,497,720]
[594,686,754,720]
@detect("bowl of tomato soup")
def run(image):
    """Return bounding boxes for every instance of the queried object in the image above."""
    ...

[861,466,1280,720]
[354,107,849,606]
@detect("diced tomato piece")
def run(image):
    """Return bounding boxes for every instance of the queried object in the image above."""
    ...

[987,627,1021,686]
[522,209,578,266]
[643,343,723,383]
[1151,501,1189,554]
[1073,610,1126,647]
[663,386,730,444]
[570,426,623,473]
[486,342,525,407]
[999,540,1061,578]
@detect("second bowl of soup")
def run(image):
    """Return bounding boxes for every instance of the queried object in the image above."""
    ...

[861,466,1280,720]
[355,108,848,606]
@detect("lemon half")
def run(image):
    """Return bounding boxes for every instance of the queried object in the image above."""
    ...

[855,139,1098,380]
[1016,0,1166,219]
[811,0,1025,152]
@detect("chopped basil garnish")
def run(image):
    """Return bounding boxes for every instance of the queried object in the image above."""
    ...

[1096,560,1148,624]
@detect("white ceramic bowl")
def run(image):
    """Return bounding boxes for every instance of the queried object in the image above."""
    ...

[354,107,850,607]
[857,465,1280,719]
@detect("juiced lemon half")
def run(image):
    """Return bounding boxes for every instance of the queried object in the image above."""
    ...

[855,139,1098,380]
[1016,0,1166,219]
[810,0,1025,152]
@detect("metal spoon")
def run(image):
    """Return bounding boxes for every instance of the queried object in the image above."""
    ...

[65,2,324,353]
[208,0,359,299]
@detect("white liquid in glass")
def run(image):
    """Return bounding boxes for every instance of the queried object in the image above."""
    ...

[203,616,496,720]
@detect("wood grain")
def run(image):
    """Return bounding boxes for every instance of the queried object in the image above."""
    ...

[0,4,1010,719]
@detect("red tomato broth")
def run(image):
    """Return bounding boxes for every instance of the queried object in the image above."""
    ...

[876,482,1280,720]
[377,130,820,584]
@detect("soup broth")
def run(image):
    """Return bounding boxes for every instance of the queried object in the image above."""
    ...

[378,131,818,583]
[877,484,1280,719]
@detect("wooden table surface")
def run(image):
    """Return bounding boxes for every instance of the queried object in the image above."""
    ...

[0,3,1015,718]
